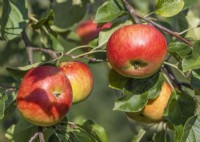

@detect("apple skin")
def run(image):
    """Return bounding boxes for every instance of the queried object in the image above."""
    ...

[126,81,172,123]
[76,20,112,44]
[17,66,73,126]
[106,24,167,78]
[59,61,93,103]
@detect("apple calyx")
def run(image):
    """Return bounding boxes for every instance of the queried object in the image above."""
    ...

[130,60,148,70]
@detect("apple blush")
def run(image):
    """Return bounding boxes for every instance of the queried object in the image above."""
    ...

[106,24,167,78]
[17,65,72,126]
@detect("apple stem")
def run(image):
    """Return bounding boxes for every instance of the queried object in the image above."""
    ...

[123,0,193,47]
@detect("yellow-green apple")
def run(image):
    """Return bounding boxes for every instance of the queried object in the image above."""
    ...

[76,20,112,44]
[106,24,167,78]
[126,81,172,123]
[59,61,93,103]
[17,65,72,126]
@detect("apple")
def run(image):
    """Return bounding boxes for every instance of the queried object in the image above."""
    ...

[76,20,112,44]
[106,24,167,78]
[126,81,172,123]
[17,65,73,126]
[59,61,93,103]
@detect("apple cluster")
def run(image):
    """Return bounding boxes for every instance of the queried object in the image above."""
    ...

[106,24,172,123]
[16,62,93,126]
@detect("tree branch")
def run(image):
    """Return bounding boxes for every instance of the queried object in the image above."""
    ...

[21,30,34,64]
[0,83,17,90]
[162,65,192,91]
[123,0,141,24]
[28,127,45,142]
[123,0,193,46]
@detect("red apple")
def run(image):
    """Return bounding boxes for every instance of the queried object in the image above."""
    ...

[106,24,167,78]
[17,65,72,126]
[76,20,112,44]
[59,61,93,103]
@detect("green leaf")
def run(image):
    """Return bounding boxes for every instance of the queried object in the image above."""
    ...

[182,41,200,72]
[164,91,196,126]
[1,0,28,40]
[0,93,8,119]
[6,58,59,78]
[48,34,64,52]
[191,69,200,89]
[13,117,37,142]
[5,124,15,141]
[80,120,108,142]
[114,73,164,112]
[168,42,192,59]
[94,0,125,23]
[67,120,108,142]
[32,10,54,29]
[51,0,88,32]
[155,0,184,17]
[181,115,200,142]
[108,69,129,90]
[174,125,184,142]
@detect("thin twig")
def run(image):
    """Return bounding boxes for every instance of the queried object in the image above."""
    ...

[162,64,192,91]
[28,133,39,142]
[123,0,193,46]
[30,47,59,59]
[38,127,45,142]
[21,30,34,64]
[0,83,17,89]
[123,0,141,24]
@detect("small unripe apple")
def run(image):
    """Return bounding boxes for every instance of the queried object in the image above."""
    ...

[59,61,93,103]
[17,66,72,126]
[126,81,172,123]
[106,24,167,78]
[76,20,111,44]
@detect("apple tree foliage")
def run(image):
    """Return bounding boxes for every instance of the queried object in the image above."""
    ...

[0,0,200,142]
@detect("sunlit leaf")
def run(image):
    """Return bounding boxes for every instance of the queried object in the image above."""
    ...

[168,42,192,59]
[1,0,28,40]
[182,41,200,72]
[181,115,200,142]
[94,0,125,23]
[0,93,8,119]
[155,0,184,17]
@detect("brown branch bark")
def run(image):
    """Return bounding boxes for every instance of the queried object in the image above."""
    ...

[123,0,141,24]
[21,30,34,64]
